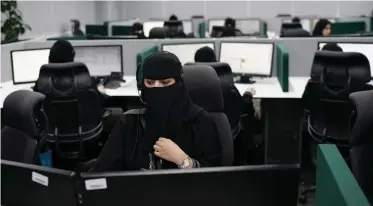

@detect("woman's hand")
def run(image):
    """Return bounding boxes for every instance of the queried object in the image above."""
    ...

[154,138,188,166]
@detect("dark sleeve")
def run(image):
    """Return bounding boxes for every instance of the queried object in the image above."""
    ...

[192,115,222,167]
[92,116,126,172]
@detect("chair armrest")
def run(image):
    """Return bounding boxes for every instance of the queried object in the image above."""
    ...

[102,110,112,119]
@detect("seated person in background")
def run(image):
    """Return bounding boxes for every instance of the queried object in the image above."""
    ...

[292,17,301,23]
[322,43,343,52]
[93,52,222,171]
[132,22,145,39]
[71,19,84,36]
[221,17,241,37]
[312,19,332,37]
[169,14,178,21]
[194,46,217,63]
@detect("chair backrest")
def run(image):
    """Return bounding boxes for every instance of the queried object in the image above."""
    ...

[1,90,46,164]
[34,62,103,139]
[185,62,243,131]
[280,22,302,34]
[281,28,310,37]
[349,90,373,204]
[149,27,169,39]
[183,65,234,166]
[302,51,372,144]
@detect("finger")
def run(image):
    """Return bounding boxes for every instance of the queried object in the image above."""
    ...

[155,141,163,146]
[154,151,162,158]
[153,145,162,152]
[158,137,168,142]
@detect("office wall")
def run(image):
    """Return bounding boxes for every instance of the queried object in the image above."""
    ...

[2,37,373,83]
[122,1,373,19]
[18,1,97,38]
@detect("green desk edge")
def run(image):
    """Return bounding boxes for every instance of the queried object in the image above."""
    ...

[136,45,159,80]
[112,26,132,36]
[47,36,88,41]
[276,43,289,92]
[316,144,369,206]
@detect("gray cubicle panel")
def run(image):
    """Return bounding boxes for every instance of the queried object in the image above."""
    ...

[2,37,373,83]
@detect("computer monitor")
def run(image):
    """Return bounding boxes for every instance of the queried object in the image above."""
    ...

[161,42,215,65]
[11,48,50,84]
[1,160,78,206]
[208,19,225,34]
[219,42,274,77]
[74,45,123,77]
[182,20,193,34]
[80,165,300,206]
[143,21,164,37]
[301,19,312,32]
[235,19,261,34]
[318,42,373,77]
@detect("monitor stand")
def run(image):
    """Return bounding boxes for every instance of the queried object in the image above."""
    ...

[238,75,256,84]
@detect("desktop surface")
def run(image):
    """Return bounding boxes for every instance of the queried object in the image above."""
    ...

[1,160,78,206]
[219,42,274,77]
[11,48,50,84]
[80,165,300,206]
[161,43,215,65]
[318,42,373,76]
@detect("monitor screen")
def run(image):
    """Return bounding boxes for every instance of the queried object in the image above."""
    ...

[235,20,261,34]
[182,20,192,35]
[220,42,274,76]
[208,20,225,34]
[74,45,123,77]
[161,43,215,65]
[301,19,311,32]
[11,48,50,84]
[143,21,164,37]
[318,42,373,76]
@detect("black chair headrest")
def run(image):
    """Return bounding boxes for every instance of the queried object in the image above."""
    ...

[281,22,302,30]
[183,65,224,112]
[35,62,93,97]
[349,90,373,146]
[310,51,371,85]
[149,27,169,39]
[281,28,310,37]
[185,62,234,85]
[3,90,46,137]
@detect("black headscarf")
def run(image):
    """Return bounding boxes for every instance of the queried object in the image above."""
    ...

[224,17,236,28]
[312,19,331,36]
[49,40,75,63]
[141,52,203,152]
[169,14,178,21]
[194,46,217,62]
[322,43,343,52]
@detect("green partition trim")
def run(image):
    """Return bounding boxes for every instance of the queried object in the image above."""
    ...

[261,21,268,38]
[316,144,369,206]
[276,43,289,92]
[112,26,132,36]
[136,45,159,80]
[85,24,108,36]
[47,36,88,41]
[199,22,206,38]
[370,17,373,32]
[331,21,366,35]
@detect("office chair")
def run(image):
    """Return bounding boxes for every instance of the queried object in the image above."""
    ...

[281,28,310,37]
[34,62,104,169]
[280,22,302,36]
[183,64,234,166]
[185,62,243,132]
[1,90,47,164]
[164,20,186,38]
[299,51,372,204]
[149,27,169,39]
[349,90,373,205]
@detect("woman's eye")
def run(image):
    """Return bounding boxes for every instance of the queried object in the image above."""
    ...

[146,80,153,85]
[161,81,169,85]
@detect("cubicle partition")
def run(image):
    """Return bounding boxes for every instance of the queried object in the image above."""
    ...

[276,44,289,92]
[316,144,370,206]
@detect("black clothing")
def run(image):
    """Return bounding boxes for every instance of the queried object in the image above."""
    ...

[93,110,222,171]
